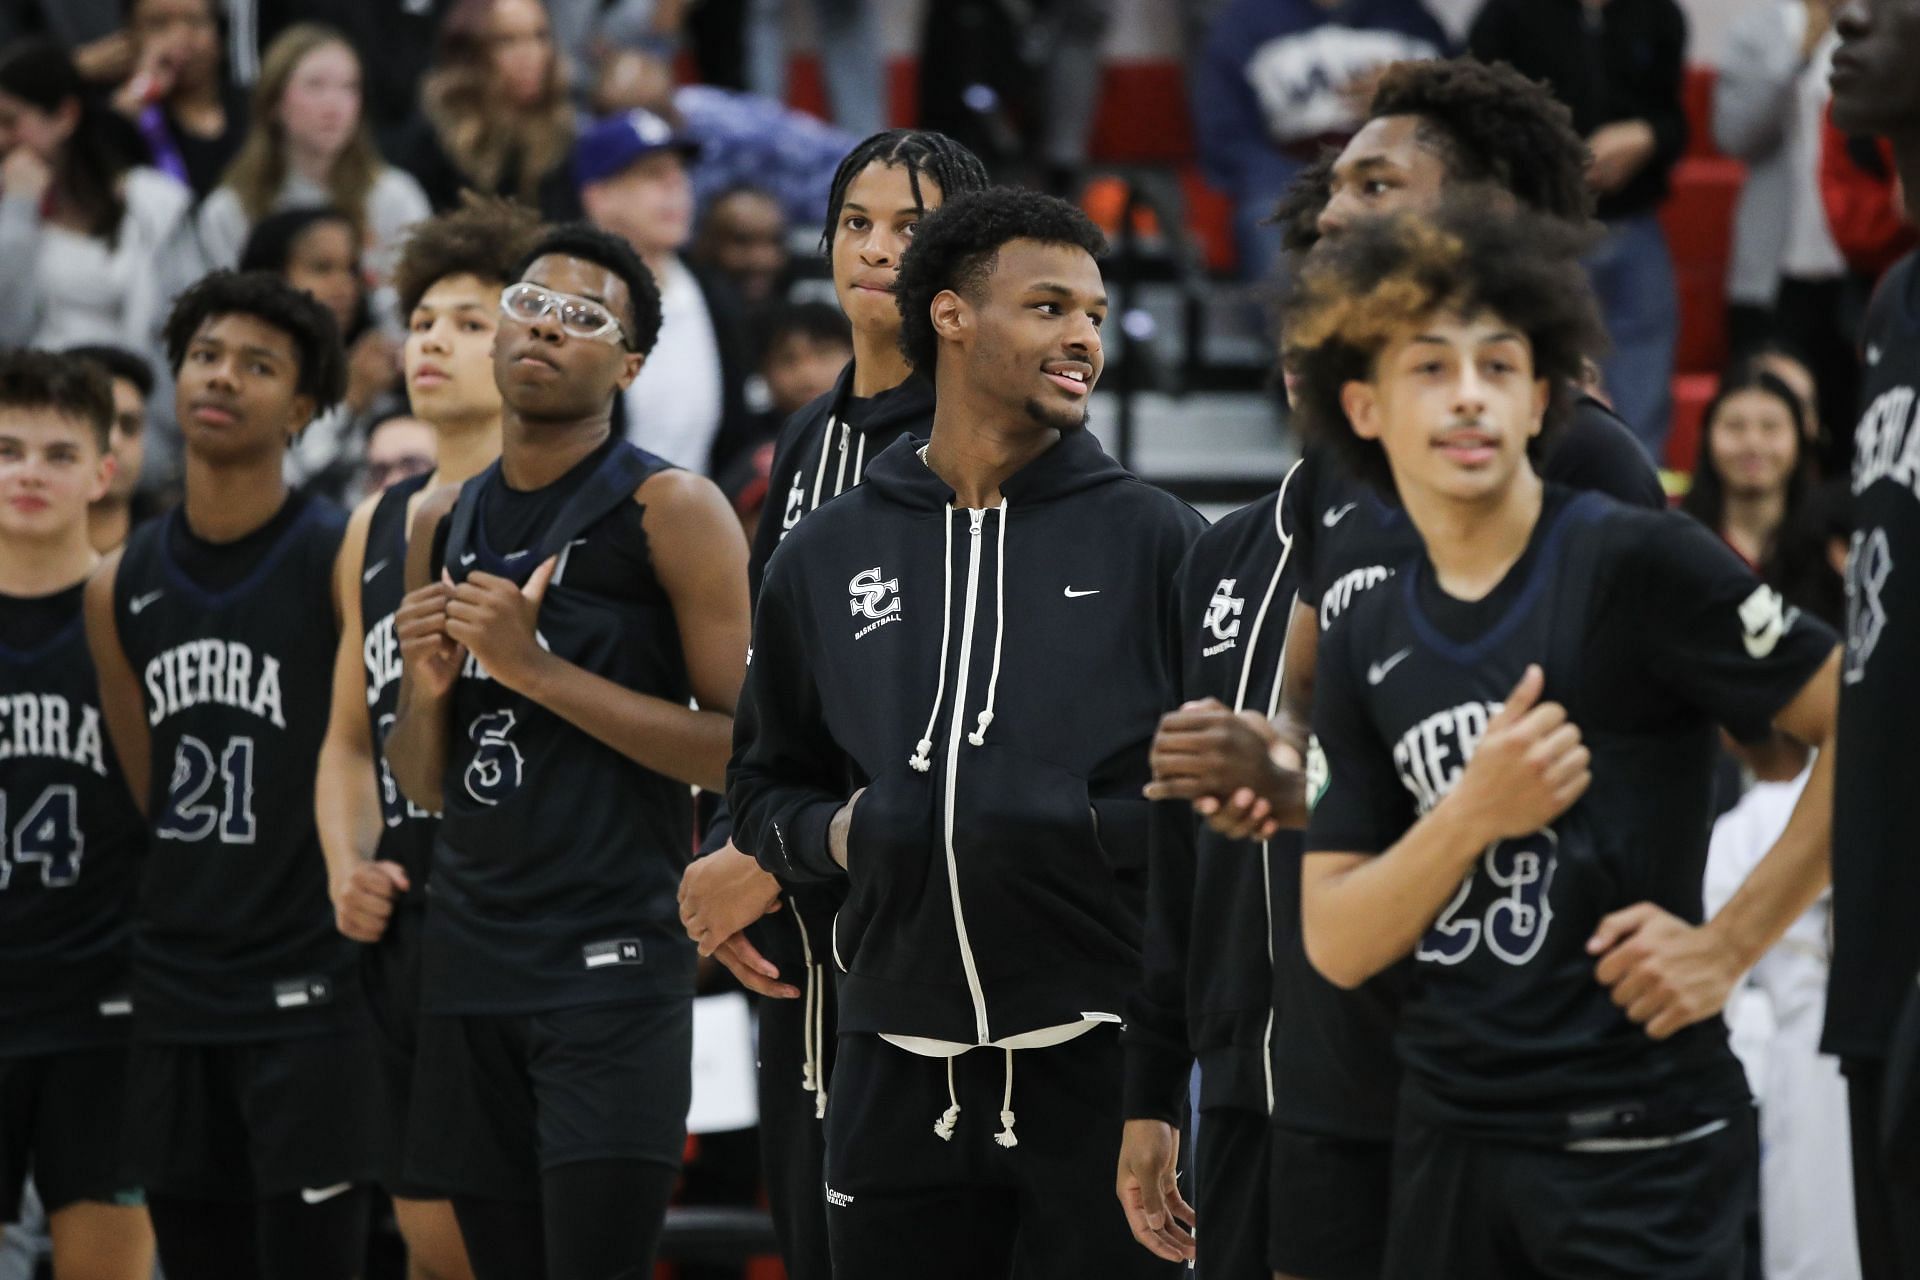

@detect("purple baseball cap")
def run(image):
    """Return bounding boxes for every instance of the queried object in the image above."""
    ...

[573,108,700,188]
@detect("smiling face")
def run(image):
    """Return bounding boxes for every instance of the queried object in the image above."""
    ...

[0,410,113,543]
[277,40,362,160]
[832,161,941,336]
[1340,308,1549,506]
[1831,0,1920,135]
[1708,388,1801,500]
[173,312,314,464]
[492,254,644,421]
[1317,115,1454,242]
[406,272,503,426]
[947,238,1106,434]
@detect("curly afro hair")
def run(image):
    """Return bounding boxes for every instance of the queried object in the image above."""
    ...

[165,270,348,412]
[514,222,663,356]
[894,187,1108,375]
[395,193,546,318]
[1276,58,1594,256]
[1282,196,1606,496]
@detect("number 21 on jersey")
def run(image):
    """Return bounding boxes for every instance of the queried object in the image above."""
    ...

[156,735,258,843]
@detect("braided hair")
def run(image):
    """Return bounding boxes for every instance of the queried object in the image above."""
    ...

[819,129,990,253]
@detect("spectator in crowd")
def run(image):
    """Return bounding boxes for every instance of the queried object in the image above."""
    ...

[756,300,849,421]
[693,184,791,311]
[111,0,247,198]
[592,46,857,227]
[255,0,455,151]
[577,109,755,476]
[1471,0,1690,461]
[1715,0,1857,471]
[1740,340,1827,455]
[715,435,775,544]
[395,0,584,221]
[359,408,436,497]
[0,2,127,81]
[1191,0,1447,287]
[239,205,399,494]
[67,343,157,551]
[198,24,431,294]
[0,39,199,359]
[1681,366,1843,625]
[745,0,883,139]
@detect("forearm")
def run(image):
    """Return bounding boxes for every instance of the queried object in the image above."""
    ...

[1304,795,1491,988]
[387,680,451,812]
[1706,741,1834,972]
[519,650,733,792]
[315,733,382,888]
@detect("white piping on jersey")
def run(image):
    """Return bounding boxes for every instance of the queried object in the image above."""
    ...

[1235,458,1301,1117]
[792,906,828,1119]
[908,509,955,772]
[965,500,1009,748]
[942,508,993,1041]
[1564,1117,1730,1153]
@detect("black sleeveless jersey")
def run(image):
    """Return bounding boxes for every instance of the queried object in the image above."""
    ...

[1306,487,1834,1144]
[0,584,145,1056]
[1824,253,1920,1061]
[359,472,437,898]
[114,495,355,1041]
[425,439,698,1015]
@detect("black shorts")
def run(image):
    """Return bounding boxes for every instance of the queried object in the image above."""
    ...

[0,1047,141,1218]
[406,998,692,1201]
[359,905,444,1200]
[1382,1110,1755,1279]
[1195,1106,1270,1280]
[124,1028,383,1201]
[1268,1125,1391,1280]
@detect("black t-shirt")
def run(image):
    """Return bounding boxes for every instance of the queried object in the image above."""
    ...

[0,580,146,1056]
[360,473,436,897]
[426,440,697,1015]
[1823,253,1920,1062]
[1307,487,1835,1142]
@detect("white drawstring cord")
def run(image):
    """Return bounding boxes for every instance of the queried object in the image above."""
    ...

[909,511,956,771]
[968,501,1009,747]
[811,962,828,1119]
[933,1056,961,1140]
[994,1048,1019,1148]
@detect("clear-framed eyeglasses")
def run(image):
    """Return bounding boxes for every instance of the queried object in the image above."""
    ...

[499,281,630,348]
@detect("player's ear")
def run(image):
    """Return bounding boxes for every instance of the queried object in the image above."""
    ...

[930,289,968,348]
[87,449,116,506]
[1341,380,1382,441]
[617,350,646,390]
[1528,377,1550,439]
[286,395,318,441]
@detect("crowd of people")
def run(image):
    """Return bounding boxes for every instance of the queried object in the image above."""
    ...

[0,2,1916,1280]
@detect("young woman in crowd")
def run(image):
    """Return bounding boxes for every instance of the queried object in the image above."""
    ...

[111,0,246,199]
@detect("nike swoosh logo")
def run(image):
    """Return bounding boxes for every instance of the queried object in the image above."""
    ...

[1323,503,1358,528]
[459,553,477,566]
[1367,647,1413,685]
[361,559,387,584]
[300,1182,354,1205]
[129,590,164,615]
[1064,587,1101,598]
[504,549,530,561]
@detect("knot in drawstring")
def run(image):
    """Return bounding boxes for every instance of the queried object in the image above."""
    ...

[933,1056,961,1141]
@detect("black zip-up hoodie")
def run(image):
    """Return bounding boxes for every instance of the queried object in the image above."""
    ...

[729,428,1206,1045]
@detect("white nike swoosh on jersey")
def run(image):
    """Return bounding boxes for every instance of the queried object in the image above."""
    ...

[361,559,387,584]
[1064,587,1101,598]
[1367,647,1413,685]
[129,590,164,614]
[1324,503,1358,527]
[459,553,477,566]
[300,1182,354,1205]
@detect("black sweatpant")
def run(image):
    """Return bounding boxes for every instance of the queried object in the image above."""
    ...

[1845,1058,1920,1280]
[452,1158,678,1280]
[148,1187,373,1280]
[1194,1106,1269,1280]
[755,976,835,1280]
[822,1026,1178,1280]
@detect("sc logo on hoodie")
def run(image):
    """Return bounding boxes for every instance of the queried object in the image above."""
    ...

[849,566,902,639]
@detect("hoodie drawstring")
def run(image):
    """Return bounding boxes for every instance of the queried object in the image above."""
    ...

[909,510,957,771]
[933,1056,961,1140]
[832,421,852,496]
[792,908,829,1118]
[808,416,837,510]
[967,500,1009,747]
[928,1047,1018,1148]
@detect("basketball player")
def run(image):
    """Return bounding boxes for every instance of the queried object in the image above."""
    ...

[84,271,380,1278]
[729,187,1205,1279]
[675,129,988,1280]
[384,223,750,1278]
[314,197,542,1280]
[0,351,153,1280]
[1289,199,1839,1277]
[1817,3,1920,1274]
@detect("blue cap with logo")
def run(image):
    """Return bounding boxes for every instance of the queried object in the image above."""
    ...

[573,108,700,189]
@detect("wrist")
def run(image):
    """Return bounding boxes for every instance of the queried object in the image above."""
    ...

[1700,906,1767,975]
[1431,788,1499,865]
[501,643,560,700]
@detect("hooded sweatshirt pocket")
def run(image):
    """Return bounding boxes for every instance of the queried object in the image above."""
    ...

[834,764,934,974]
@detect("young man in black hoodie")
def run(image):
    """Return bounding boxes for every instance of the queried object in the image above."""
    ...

[1124,58,1669,1280]
[676,128,989,1280]
[728,187,1204,1279]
